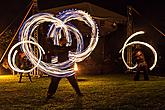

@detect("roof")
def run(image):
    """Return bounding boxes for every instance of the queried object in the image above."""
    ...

[40,2,127,36]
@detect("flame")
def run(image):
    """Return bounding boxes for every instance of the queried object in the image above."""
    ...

[74,63,78,71]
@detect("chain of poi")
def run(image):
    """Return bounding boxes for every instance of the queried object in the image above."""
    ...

[8,10,99,77]
[119,31,157,71]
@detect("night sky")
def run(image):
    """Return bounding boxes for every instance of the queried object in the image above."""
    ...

[0,0,164,32]
[0,0,31,30]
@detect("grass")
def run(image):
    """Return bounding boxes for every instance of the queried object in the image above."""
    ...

[0,73,165,110]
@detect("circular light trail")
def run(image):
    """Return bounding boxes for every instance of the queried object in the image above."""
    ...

[119,31,157,71]
[8,9,99,77]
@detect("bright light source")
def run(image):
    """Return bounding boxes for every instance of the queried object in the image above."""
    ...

[74,63,78,71]
[119,31,157,70]
[8,10,99,77]
[0,75,13,79]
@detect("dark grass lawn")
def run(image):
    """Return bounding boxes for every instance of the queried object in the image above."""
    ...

[0,73,165,110]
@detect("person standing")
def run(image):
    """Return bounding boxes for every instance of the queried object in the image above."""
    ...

[18,51,32,83]
[133,48,149,81]
[46,37,83,99]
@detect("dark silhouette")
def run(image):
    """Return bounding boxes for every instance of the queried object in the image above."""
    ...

[17,51,32,83]
[46,37,82,99]
[133,48,149,81]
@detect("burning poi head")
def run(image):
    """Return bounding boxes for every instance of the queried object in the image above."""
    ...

[8,9,99,77]
[119,31,157,71]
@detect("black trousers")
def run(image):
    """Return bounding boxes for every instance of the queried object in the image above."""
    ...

[19,72,32,82]
[134,69,149,81]
[47,75,81,95]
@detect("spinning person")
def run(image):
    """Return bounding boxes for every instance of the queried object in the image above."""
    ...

[17,51,32,83]
[133,48,149,81]
[120,31,157,81]
[47,37,83,99]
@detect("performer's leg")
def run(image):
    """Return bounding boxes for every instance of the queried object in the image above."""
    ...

[47,77,61,98]
[18,73,22,83]
[134,71,140,81]
[67,75,83,96]
[144,69,149,81]
[28,73,32,82]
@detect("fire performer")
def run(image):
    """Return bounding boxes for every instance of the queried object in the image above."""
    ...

[46,37,83,99]
[133,48,149,81]
[17,51,32,83]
